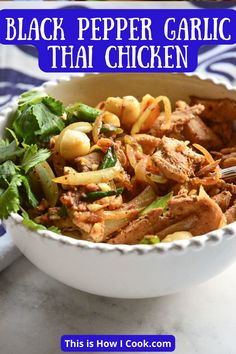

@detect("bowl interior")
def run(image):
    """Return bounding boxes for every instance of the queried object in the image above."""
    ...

[1,72,236,250]
[45,73,236,107]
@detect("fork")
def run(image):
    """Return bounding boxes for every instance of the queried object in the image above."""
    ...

[221,166,236,181]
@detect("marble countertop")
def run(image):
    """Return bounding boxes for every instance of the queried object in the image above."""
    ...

[0,256,236,354]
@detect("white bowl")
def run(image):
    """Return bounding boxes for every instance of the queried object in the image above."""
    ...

[3,73,236,298]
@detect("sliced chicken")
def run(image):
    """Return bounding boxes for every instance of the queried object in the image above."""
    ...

[60,190,87,212]
[164,195,225,236]
[108,208,163,245]
[216,180,236,195]
[221,152,236,169]
[152,136,205,183]
[150,102,205,139]
[183,116,222,149]
[212,191,232,212]
[225,202,236,224]
[75,151,102,172]
[108,193,225,244]
[190,96,236,122]
[133,134,161,154]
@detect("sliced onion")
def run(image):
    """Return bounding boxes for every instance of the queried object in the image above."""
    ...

[104,213,137,237]
[196,159,221,177]
[141,104,160,131]
[198,185,209,198]
[193,143,221,181]
[193,143,214,163]
[52,164,121,185]
[89,144,102,153]
[87,204,104,212]
[147,173,168,184]
[158,215,198,239]
[131,95,172,135]
[97,183,111,192]
[33,161,59,207]
[162,231,193,243]
[135,157,148,182]
[191,176,219,186]
[104,209,140,220]
[140,94,155,112]
[124,186,156,210]
[96,101,105,110]
[126,144,138,169]
[159,96,172,130]
[188,189,197,196]
[92,114,103,143]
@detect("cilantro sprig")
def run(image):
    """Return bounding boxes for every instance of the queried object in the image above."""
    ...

[0,142,52,219]
[0,89,67,221]
[22,211,60,234]
[0,175,22,219]
[12,90,65,145]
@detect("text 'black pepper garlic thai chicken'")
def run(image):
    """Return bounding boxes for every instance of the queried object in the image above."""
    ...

[1,90,236,244]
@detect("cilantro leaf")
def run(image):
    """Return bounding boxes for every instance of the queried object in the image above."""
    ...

[21,145,51,173]
[0,175,22,219]
[33,103,65,137]
[42,96,65,116]
[20,176,38,208]
[48,226,61,233]
[12,106,39,144]
[0,140,24,164]
[0,139,8,146]
[58,205,68,217]
[13,102,65,144]
[0,170,39,218]
[6,128,19,145]
[18,90,47,111]
[0,161,18,187]
[22,211,61,234]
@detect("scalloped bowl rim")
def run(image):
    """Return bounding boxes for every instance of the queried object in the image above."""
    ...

[1,72,236,255]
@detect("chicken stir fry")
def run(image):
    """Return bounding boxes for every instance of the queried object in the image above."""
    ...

[1,90,236,244]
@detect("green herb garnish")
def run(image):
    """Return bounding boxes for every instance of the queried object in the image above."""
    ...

[0,175,22,219]
[21,144,51,174]
[100,124,123,135]
[22,211,60,234]
[66,102,100,124]
[139,235,160,245]
[140,192,173,216]
[0,90,66,220]
[81,188,124,202]
[0,143,51,219]
[0,140,24,164]
[12,91,65,145]
[99,145,117,169]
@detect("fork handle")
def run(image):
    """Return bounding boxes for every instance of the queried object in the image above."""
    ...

[221,166,236,180]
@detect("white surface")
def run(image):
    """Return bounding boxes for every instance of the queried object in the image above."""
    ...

[0,256,236,354]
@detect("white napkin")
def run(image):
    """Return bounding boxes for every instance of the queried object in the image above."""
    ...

[0,225,21,272]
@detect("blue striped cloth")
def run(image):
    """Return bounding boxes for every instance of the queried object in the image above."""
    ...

[0,224,5,236]
[0,2,236,271]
